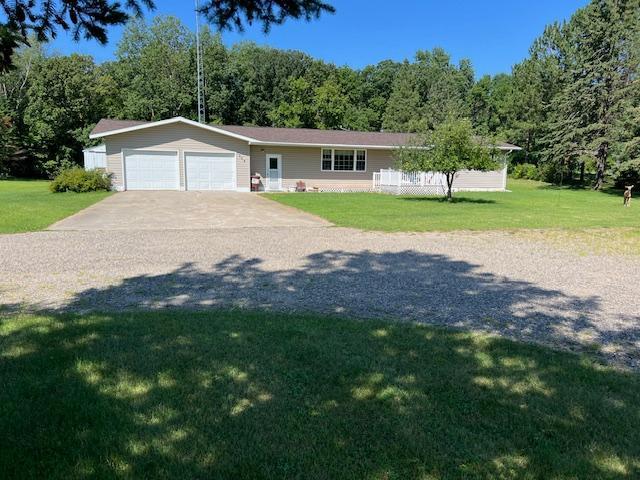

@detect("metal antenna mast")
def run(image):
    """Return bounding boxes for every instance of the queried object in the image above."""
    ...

[195,0,206,123]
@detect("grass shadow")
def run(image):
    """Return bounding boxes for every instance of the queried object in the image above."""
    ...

[599,186,632,197]
[399,196,497,204]
[537,182,632,201]
[1,309,639,479]
[536,183,592,191]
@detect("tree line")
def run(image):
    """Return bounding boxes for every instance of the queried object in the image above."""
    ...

[1,0,639,187]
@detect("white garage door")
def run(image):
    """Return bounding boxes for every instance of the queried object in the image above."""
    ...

[185,153,237,191]
[124,150,179,190]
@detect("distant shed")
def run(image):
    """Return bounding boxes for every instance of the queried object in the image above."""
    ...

[83,144,106,170]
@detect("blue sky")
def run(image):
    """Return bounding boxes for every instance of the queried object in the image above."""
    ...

[46,0,588,77]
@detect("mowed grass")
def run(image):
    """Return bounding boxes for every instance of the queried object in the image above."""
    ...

[264,179,640,232]
[0,180,111,233]
[1,310,639,479]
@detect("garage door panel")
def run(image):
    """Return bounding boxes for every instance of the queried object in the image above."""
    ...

[124,150,179,190]
[186,153,236,191]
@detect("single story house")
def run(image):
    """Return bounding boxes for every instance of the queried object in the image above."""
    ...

[89,116,520,192]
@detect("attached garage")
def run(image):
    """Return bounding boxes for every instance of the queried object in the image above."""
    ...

[185,152,237,191]
[124,150,179,190]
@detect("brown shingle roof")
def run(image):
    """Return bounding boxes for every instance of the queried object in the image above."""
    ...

[216,124,414,147]
[91,118,151,135]
[90,117,521,150]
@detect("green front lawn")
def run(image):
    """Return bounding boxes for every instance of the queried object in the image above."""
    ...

[2,310,638,479]
[0,180,111,233]
[264,179,640,232]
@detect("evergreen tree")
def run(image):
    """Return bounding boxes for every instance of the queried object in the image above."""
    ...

[611,14,640,187]
[414,48,472,128]
[507,52,562,166]
[382,64,423,132]
[540,0,640,188]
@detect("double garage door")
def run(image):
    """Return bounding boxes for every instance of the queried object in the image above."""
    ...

[123,150,236,191]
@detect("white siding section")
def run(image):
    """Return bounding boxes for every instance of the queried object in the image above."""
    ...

[454,159,508,191]
[454,169,505,191]
[83,144,106,170]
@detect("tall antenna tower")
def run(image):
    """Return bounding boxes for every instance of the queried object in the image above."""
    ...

[195,0,206,123]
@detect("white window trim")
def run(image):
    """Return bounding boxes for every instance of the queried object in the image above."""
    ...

[320,148,367,172]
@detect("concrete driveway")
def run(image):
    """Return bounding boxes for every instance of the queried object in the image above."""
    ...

[48,191,330,230]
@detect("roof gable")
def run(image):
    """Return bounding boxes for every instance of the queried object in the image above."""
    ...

[89,117,256,142]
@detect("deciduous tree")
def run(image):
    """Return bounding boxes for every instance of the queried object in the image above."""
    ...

[23,54,103,176]
[269,76,316,127]
[395,119,498,200]
[113,17,194,120]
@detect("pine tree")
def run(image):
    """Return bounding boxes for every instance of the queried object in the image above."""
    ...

[382,64,423,132]
[543,0,640,188]
[611,13,640,186]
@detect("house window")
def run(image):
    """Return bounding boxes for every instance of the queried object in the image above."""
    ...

[356,150,366,171]
[322,149,333,171]
[334,150,354,170]
[320,148,367,172]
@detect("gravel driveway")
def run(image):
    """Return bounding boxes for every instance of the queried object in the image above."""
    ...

[2,227,639,369]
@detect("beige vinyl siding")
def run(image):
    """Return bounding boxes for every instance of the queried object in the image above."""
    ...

[105,123,250,190]
[250,145,394,190]
[454,168,506,191]
[454,157,507,191]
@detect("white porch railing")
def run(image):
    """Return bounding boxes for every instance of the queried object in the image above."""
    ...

[373,169,447,195]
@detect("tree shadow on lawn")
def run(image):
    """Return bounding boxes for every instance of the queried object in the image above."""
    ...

[3,250,640,477]
[399,196,497,204]
[2,308,640,479]
[537,183,591,191]
[535,183,628,197]
[58,249,640,366]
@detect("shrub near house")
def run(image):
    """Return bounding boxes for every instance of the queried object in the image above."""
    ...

[50,168,112,193]
[511,163,539,180]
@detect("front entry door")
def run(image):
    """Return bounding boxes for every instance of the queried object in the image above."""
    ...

[265,154,282,191]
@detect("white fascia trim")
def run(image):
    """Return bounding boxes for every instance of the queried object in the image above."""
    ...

[89,117,257,143]
[250,141,519,151]
[250,141,402,150]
